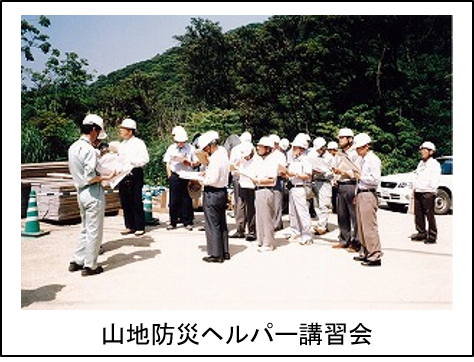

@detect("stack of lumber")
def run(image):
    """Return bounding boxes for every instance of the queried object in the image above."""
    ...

[21,162,121,223]
[21,161,70,179]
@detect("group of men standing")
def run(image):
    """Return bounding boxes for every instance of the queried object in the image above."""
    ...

[67,113,442,275]
[161,125,386,266]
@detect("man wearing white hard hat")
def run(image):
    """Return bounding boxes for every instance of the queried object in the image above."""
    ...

[163,126,199,231]
[307,137,333,235]
[117,118,150,236]
[230,142,257,241]
[332,127,360,252]
[284,136,313,245]
[352,133,383,266]
[249,136,279,252]
[228,131,252,228]
[411,141,441,244]
[268,134,287,231]
[68,114,115,276]
[199,131,230,262]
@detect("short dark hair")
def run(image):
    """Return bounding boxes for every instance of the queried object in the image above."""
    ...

[80,124,101,135]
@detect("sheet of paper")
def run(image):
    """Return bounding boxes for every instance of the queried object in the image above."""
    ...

[337,154,360,174]
[177,170,205,182]
[97,153,133,189]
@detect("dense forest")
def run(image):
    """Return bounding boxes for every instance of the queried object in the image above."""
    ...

[21,15,452,185]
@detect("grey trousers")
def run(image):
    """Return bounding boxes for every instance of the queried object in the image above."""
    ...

[235,186,256,237]
[336,183,359,247]
[255,188,275,247]
[74,184,105,269]
[289,187,312,243]
[203,188,229,258]
[312,180,332,229]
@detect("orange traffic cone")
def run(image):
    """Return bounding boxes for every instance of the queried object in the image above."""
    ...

[21,190,50,237]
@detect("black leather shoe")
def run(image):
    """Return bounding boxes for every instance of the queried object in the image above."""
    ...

[353,256,367,262]
[68,261,84,272]
[424,238,437,244]
[361,260,382,267]
[202,256,224,263]
[410,233,427,241]
[229,233,245,239]
[224,253,231,260]
[245,235,256,241]
[81,265,104,276]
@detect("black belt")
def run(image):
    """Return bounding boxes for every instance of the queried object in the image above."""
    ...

[203,186,226,192]
[358,189,376,194]
[255,186,274,190]
[292,184,305,188]
[339,180,357,185]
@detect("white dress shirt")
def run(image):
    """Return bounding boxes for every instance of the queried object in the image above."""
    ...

[203,146,230,188]
[413,157,441,192]
[357,151,381,190]
[288,154,312,186]
[119,136,149,168]
[252,154,279,187]
[163,143,198,173]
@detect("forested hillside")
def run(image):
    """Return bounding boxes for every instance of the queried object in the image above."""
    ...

[22,15,452,185]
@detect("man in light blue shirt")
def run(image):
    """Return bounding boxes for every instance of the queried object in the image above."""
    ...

[68,114,114,276]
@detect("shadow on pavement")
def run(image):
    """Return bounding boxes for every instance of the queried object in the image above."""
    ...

[21,284,65,308]
[101,249,161,272]
[101,235,155,253]
[198,243,248,258]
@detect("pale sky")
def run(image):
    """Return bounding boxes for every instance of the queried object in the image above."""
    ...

[20,15,271,77]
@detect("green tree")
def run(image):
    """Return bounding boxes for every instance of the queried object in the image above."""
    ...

[174,18,233,110]
[21,15,52,90]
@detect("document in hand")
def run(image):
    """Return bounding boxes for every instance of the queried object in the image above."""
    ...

[229,165,255,180]
[194,149,209,166]
[97,153,133,189]
[337,154,360,174]
[177,170,205,183]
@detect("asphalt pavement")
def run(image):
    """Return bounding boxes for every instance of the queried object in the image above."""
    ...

[21,205,453,310]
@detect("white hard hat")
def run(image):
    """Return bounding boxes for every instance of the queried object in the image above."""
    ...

[296,133,311,142]
[257,136,274,149]
[354,133,372,148]
[420,141,435,151]
[172,125,186,136]
[327,141,338,150]
[279,138,290,151]
[83,114,107,139]
[338,128,354,137]
[292,136,308,149]
[240,142,254,157]
[174,129,188,142]
[120,118,137,130]
[313,137,326,150]
[198,131,219,149]
[239,131,252,143]
[268,134,281,144]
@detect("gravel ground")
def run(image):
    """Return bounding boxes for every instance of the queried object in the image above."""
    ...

[21,205,453,310]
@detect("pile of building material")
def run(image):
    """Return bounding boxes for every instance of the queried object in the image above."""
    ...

[21,162,121,223]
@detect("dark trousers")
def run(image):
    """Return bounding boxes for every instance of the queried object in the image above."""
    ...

[168,173,194,227]
[235,186,256,237]
[414,192,437,240]
[336,183,359,248]
[332,186,338,213]
[119,167,145,231]
[203,187,229,258]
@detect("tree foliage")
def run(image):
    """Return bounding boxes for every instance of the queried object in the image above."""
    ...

[21,15,452,182]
